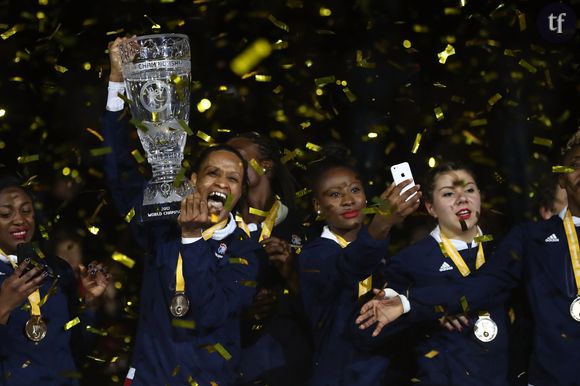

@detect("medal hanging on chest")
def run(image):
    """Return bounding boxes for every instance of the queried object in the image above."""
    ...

[562,210,580,322]
[473,313,498,342]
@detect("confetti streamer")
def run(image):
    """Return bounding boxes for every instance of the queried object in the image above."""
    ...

[112,251,135,269]
[228,258,249,265]
[474,234,494,243]
[437,44,455,64]
[533,137,552,148]
[518,59,537,73]
[171,319,196,329]
[250,159,265,176]
[178,120,194,136]
[552,166,575,174]
[424,350,439,358]
[131,149,146,163]
[196,130,215,143]
[230,39,272,76]
[249,207,269,217]
[17,154,39,164]
[85,128,104,141]
[90,147,112,156]
[306,142,322,152]
[411,132,422,154]
[125,208,136,223]
[64,317,80,330]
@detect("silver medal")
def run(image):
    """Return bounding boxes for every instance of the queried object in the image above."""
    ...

[570,297,580,322]
[473,315,498,342]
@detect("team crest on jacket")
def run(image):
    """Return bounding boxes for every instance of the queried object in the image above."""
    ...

[215,243,228,258]
[291,234,303,248]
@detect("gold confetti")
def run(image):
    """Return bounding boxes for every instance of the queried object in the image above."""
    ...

[17,154,39,164]
[356,50,376,68]
[552,166,575,174]
[437,44,455,64]
[434,106,444,121]
[508,307,516,324]
[342,87,357,102]
[469,119,488,127]
[518,59,537,73]
[171,319,196,329]
[281,149,297,164]
[178,120,194,136]
[85,128,104,141]
[1,24,23,40]
[424,350,439,358]
[213,343,232,360]
[462,130,482,145]
[188,377,199,386]
[434,305,445,313]
[474,234,494,243]
[86,326,108,336]
[131,149,146,164]
[295,188,311,198]
[487,93,502,106]
[516,10,526,31]
[306,142,322,152]
[125,208,136,223]
[249,207,269,217]
[444,7,461,15]
[249,159,265,176]
[196,130,215,143]
[64,317,80,330]
[90,147,112,156]
[240,280,257,287]
[411,132,422,154]
[314,76,336,87]
[255,74,272,82]
[267,14,289,31]
[228,258,249,265]
[54,64,68,73]
[460,295,470,313]
[533,137,552,148]
[112,251,135,269]
[230,39,272,76]
[87,355,106,363]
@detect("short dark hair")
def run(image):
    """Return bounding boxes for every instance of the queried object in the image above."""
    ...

[307,143,360,196]
[561,129,580,164]
[422,161,478,203]
[0,171,34,201]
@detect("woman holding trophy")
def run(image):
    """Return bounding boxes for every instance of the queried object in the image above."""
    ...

[103,37,261,385]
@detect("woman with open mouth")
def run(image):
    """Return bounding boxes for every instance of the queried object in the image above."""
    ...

[356,161,510,386]
[297,148,421,386]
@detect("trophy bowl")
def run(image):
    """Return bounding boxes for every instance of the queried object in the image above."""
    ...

[119,33,193,221]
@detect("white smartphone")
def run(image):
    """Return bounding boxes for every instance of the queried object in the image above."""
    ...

[390,162,417,200]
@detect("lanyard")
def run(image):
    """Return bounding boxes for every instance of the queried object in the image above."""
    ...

[175,218,229,293]
[331,231,372,298]
[439,231,485,277]
[563,210,580,297]
[236,200,281,242]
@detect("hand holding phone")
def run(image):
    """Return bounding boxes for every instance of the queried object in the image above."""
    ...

[390,162,417,201]
[16,243,55,281]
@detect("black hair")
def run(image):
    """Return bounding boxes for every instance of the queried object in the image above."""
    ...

[229,131,297,208]
[307,143,361,196]
[422,161,478,203]
[191,144,250,211]
[0,171,34,201]
[561,129,580,164]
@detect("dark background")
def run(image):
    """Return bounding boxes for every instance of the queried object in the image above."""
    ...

[1,0,579,383]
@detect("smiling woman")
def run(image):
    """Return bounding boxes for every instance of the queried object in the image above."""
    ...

[101,43,262,384]
[0,173,110,386]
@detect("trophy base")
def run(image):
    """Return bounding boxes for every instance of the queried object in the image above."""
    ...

[140,201,182,222]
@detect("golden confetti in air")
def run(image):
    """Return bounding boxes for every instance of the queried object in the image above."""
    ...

[487,93,502,106]
[228,257,249,265]
[306,142,322,152]
[460,295,470,313]
[85,128,104,142]
[1,24,23,40]
[54,64,68,73]
[196,130,215,143]
[125,208,136,223]
[533,137,553,148]
[112,251,136,269]
[437,44,455,64]
[434,106,444,121]
[64,317,80,330]
[90,147,112,157]
[411,132,423,154]
[518,59,537,73]
[424,350,439,358]
[131,149,146,164]
[17,154,39,164]
[249,207,269,217]
[171,319,196,329]
[552,166,575,174]
[249,159,265,176]
[516,10,527,31]
[230,39,272,76]
[178,120,193,136]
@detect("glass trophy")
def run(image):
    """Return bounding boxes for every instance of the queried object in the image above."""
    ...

[119,34,193,221]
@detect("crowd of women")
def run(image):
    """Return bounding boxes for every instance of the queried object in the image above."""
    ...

[0,36,579,386]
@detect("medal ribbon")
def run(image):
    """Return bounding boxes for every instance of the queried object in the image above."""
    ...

[562,210,580,297]
[175,218,229,293]
[235,200,281,242]
[440,230,485,277]
[331,231,372,298]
